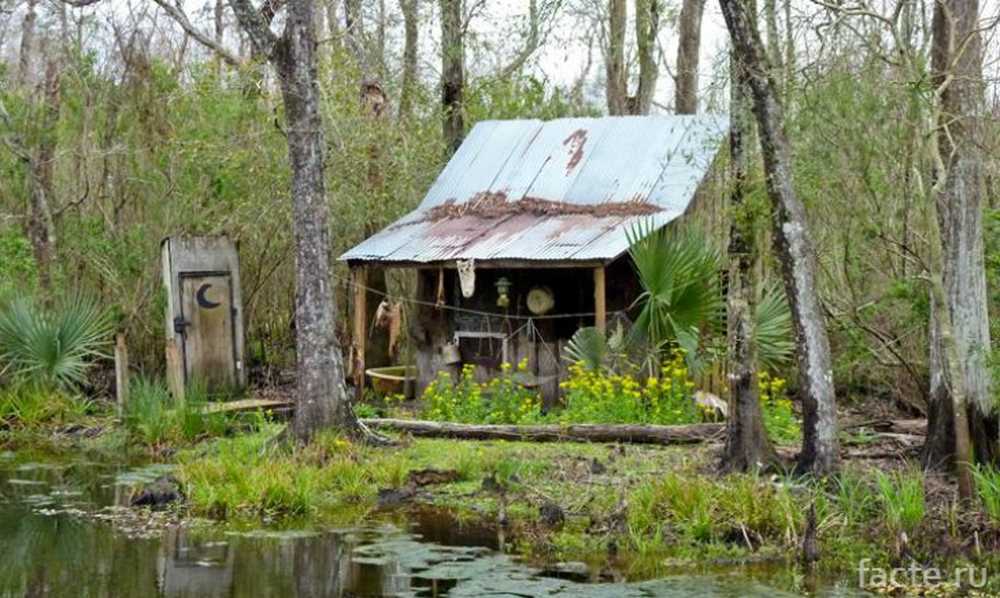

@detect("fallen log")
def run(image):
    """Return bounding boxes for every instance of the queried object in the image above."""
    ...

[359,418,725,445]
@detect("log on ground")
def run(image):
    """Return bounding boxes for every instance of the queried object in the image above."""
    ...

[360,418,725,445]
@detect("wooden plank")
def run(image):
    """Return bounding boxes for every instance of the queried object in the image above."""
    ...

[114,333,129,417]
[165,339,185,404]
[200,398,294,415]
[593,266,606,332]
[352,266,368,402]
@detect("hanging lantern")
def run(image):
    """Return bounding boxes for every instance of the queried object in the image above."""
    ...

[495,276,512,308]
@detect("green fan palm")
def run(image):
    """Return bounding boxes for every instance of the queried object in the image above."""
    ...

[0,296,114,389]
[564,322,631,372]
[627,222,722,367]
[753,281,795,370]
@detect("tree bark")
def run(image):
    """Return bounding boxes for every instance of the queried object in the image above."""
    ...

[440,0,465,152]
[18,0,37,85]
[722,34,776,472]
[363,419,724,445]
[344,0,365,71]
[398,0,418,121]
[675,0,705,114]
[605,0,627,115]
[922,0,990,490]
[631,0,659,114]
[719,0,839,475]
[25,59,61,294]
[228,0,366,443]
[605,0,660,115]
[215,0,226,77]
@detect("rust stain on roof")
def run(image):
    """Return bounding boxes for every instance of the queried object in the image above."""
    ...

[562,128,588,175]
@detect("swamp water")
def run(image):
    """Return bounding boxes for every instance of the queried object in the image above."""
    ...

[0,453,866,597]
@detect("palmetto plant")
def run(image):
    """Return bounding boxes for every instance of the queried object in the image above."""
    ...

[563,322,631,372]
[0,296,114,389]
[754,281,795,370]
[627,222,723,368]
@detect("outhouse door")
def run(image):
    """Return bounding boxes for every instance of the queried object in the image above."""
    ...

[178,273,237,389]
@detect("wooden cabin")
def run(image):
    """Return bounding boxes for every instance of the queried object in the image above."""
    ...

[340,115,728,405]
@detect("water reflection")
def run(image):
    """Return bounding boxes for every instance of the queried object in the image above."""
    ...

[0,457,864,597]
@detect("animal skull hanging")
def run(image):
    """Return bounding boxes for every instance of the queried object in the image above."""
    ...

[457,259,476,298]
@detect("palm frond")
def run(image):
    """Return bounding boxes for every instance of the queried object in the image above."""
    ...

[626,220,722,364]
[0,296,114,389]
[753,281,795,371]
[564,326,609,371]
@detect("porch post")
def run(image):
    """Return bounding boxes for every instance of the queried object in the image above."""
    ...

[593,266,606,333]
[352,266,368,402]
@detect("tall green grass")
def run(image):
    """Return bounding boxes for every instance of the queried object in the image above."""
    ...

[124,376,228,446]
[874,469,926,535]
[0,383,93,428]
[972,463,1000,524]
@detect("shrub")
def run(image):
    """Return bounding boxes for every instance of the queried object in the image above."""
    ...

[0,296,113,389]
[422,361,542,424]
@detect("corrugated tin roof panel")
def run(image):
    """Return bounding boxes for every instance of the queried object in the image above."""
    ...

[340,114,727,264]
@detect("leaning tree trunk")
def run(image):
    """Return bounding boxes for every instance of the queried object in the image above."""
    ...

[719,0,839,474]
[439,0,465,152]
[922,0,991,488]
[229,0,367,443]
[723,35,776,472]
[675,0,705,114]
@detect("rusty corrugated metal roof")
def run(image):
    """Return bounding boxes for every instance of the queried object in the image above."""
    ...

[341,115,727,265]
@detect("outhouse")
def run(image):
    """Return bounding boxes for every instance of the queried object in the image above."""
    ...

[161,236,246,392]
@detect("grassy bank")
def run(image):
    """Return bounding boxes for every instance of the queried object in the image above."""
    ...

[173,428,1000,594]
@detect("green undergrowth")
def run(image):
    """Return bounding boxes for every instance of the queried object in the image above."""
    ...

[175,432,1000,593]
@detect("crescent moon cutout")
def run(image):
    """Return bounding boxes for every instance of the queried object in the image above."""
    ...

[196,283,222,309]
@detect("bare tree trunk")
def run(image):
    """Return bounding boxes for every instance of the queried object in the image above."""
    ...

[25,58,61,294]
[18,0,37,85]
[344,0,365,70]
[398,0,418,121]
[723,35,776,472]
[719,0,839,475]
[326,0,340,50]
[605,0,627,115]
[922,0,990,493]
[631,0,659,114]
[215,0,226,78]
[764,0,779,67]
[440,0,464,152]
[675,0,705,114]
[229,0,370,443]
[605,0,659,115]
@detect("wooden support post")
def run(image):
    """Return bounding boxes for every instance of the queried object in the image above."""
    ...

[114,333,129,417]
[165,339,185,404]
[352,266,368,402]
[593,266,606,333]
